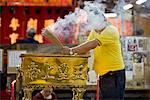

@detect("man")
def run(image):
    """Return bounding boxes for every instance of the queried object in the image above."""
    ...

[63,23,125,99]
[17,28,39,44]
[61,3,125,100]
[43,2,125,99]
[62,22,125,100]
[33,88,57,100]
[16,28,39,51]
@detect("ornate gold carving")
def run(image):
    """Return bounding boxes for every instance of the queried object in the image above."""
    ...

[73,64,86,80]
[27,61,41,81]
[19,54,89,100]
[58,63,69,80]
[23,88,33,100]
[43,62,56,79]
[72,87,85,100]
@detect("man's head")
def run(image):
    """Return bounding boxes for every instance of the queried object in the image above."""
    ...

[41,88,53,99]
[26,28,36,38]
[77,0,84,9]
[83,1,107,31]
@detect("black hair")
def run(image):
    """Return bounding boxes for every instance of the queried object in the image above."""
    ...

[27,28,36,38]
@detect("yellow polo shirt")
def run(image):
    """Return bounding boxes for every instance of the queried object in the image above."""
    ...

[87,24,125,76]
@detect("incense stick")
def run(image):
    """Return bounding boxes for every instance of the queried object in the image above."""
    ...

[42,29,63,49]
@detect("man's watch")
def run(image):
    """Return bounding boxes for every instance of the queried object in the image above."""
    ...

[69,48,74,55]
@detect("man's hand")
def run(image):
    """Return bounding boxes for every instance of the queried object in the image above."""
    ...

[61,46,70,55]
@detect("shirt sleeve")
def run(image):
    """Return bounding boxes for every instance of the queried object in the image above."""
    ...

[87,30,94,41]
[86,30,101,46]
[97,26,116,45]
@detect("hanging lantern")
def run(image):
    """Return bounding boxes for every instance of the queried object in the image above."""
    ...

[35,7,41,14]
[24,6,30,14]
[47,8,52,14]
[0,7,2,14]
[9,7,15,14]
[55,8,61,14]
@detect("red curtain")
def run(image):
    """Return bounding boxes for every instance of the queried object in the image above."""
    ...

[0,6,73,44]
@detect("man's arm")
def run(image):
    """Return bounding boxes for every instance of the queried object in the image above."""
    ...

[62,39,100,55]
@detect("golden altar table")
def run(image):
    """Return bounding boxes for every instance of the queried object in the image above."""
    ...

[18,54,89,100]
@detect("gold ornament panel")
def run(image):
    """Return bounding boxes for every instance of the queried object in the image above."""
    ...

[20,54,89,87]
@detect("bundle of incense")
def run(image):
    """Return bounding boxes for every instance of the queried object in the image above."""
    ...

[42,29,63,49]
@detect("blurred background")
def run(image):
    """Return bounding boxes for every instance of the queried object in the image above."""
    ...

[0,0,150,100]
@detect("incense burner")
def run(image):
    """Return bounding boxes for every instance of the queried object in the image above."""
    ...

[18,54,89,100]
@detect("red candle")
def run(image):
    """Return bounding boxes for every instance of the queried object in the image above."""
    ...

[11,80,16,100]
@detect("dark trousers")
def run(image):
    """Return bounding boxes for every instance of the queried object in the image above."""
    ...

[99,69,125,100]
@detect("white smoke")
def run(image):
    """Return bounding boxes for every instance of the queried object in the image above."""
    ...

[46,1,106,43]
[83,1,106,31]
